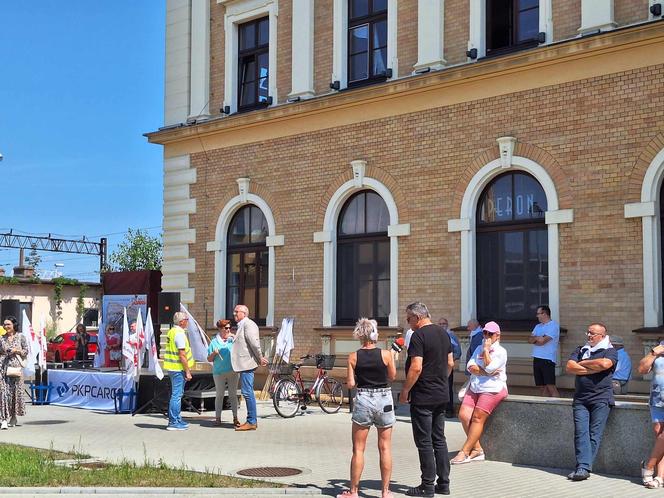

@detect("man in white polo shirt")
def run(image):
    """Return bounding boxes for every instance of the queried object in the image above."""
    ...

[528,305,560,397]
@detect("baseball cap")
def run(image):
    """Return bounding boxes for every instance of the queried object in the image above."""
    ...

[483,321,501,334]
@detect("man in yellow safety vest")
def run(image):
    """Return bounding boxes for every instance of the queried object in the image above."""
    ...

[163,311,194,430]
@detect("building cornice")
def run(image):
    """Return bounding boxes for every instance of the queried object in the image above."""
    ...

[146,21,664,154]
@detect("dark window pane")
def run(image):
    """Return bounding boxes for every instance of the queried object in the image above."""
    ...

[513,173,547,220]
[350,0,369,19]
[372,47,387,76]
[487,0,511,51]
[376,279,389,318]
[350,25,369,55]
[258,18,269,45]
[358,278,373,318]
[239,22,256,51]
[519,0,539,9]
[478,174,512,223]
[517,8,539,42]
[376,240,390,279]
[250,206,268,243]
[240,81,256,106]
[240,59,256,84]
[373,0,388,13]
[259,251,269,287]
[258,77,269,102]
[365,191,389,232]
[228,253,241,285]
[257,52,269,79]
[244,252,257,289]
[339,193,365,235]
[350,53,369,82]
[229,208,251,245]
[373,19,387,48]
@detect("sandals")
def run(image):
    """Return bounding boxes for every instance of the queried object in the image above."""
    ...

[643,460,664,488]
[233,418,241,428]
[469,449,485,462]
[450,451,472,465]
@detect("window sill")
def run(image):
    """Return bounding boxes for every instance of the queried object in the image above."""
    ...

[314,326,403,338]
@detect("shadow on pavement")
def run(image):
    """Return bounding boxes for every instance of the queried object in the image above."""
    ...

[509,462,641,485]
[133,423,167,430]
[23,420,68,425]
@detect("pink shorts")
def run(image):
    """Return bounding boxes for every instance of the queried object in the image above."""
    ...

[461,388,508,414]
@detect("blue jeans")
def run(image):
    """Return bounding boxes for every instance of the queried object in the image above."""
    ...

[573,401,611,471]
[168,371,185,426]
[240,369,257,425]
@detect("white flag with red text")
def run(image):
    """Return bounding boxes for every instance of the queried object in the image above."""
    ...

[21,310,39,376]
[143,310,163,379]
[38,315,47,371]
[121,308,137,378]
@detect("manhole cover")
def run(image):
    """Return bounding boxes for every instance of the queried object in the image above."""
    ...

[237,466,302,477]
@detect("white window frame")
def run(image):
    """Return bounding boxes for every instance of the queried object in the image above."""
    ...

[625,148,664,327]
[207,185,283,327]
[221,0,278,114]
[468,0,552,59]
[448,156,572,324]
[314,164,409,327]
[332,0,398,89]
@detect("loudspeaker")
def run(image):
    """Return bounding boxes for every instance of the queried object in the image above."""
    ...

[158,292,180,324]
[83,309,98,327]
[1,300,21,325]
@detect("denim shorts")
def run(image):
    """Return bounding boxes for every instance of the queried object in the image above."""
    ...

[351,388,396,428]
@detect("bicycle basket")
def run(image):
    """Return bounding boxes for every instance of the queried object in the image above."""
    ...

[268,362,295,375]
[316,354,336,370]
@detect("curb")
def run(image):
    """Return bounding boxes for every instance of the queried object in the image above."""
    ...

[0,488,321,495]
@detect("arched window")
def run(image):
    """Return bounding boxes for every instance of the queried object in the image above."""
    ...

[476,172,548,325]
[227,205,268,325]
[336,190,390,325]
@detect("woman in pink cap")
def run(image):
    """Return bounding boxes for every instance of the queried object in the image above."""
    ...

[451,321,508,464]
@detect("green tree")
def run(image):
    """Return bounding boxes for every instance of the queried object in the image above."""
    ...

[25,244,41,272]
[108,229,162,272]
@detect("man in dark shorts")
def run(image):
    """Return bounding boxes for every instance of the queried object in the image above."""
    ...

[399,302,454,497]
[528,305,560,397]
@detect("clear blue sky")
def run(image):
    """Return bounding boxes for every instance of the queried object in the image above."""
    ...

[0,2,165,282]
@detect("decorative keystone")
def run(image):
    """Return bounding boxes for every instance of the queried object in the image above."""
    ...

[497,136,517,169]
[237,177,250,203]
[351,160,367,188]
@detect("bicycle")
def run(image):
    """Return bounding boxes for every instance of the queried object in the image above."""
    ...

[272,353,344,418]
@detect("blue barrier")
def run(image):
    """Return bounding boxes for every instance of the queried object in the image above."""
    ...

[30,383,52,405]
[114,388,137,414]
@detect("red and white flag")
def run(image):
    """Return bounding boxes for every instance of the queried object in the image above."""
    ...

[143,309,163,380]
[38,315,47,371]
[121,308,137,379]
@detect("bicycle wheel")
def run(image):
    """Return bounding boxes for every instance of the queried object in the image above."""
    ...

[316,377,343,414]
[273,379,301,418]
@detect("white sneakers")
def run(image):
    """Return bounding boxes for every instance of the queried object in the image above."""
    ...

[8,417,17,427]
[1,421,8,430]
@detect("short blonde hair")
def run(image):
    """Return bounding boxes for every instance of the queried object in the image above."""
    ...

[353,318,378,343]
[173,311,188,324]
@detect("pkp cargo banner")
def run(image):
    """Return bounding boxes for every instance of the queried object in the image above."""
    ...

[49,370,134,412]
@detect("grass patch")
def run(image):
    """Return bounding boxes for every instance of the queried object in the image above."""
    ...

[0,444,282,488]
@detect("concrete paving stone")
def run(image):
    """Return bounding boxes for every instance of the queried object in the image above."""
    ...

[0,399,651,497]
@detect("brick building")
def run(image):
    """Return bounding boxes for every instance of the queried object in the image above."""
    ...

[147,0,664,392]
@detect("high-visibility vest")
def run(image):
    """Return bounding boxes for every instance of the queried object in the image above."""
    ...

[163,326,194,371]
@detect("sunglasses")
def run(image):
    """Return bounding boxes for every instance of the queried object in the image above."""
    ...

[223,326,231,329]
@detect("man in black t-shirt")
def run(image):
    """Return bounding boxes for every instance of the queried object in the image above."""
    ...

[565,322,617,482]
[399,302,454,497]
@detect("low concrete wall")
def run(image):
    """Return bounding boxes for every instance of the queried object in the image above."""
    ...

[482,394,650,477]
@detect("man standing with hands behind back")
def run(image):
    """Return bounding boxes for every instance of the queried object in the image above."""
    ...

[399,302,454,497]
[232,304,268,431]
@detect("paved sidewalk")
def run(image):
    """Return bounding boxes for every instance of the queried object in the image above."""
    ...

[0,399,647,497]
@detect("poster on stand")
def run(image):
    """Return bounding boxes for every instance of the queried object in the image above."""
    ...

[100,295,147,368]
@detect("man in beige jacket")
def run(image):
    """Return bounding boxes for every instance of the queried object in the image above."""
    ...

[231,304,267,431]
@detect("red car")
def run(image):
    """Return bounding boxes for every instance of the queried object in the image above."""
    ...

[46,332,98,363]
